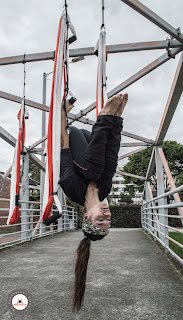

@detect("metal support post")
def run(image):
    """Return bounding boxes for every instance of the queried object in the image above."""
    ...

[40,73,47,235]
[143,181,148,232]
[21,152,29,241]
[141,198,145,229]
[155,147,169,251]
[145,181,152,234]
[30,203,33,233]
[70,207,75,230]
[152,200,157,240]
[58,191,65,231]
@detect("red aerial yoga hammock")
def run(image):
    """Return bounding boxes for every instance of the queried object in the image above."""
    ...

[7,103,29,225]
[42,11,76,223]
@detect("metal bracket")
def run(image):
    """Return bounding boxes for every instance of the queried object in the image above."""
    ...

[166,38,175,59]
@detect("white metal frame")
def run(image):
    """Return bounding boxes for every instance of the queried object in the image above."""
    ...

[0,0,183,261]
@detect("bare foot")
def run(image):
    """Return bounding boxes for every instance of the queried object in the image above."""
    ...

[99,94,124,116]
[114,93,128,117]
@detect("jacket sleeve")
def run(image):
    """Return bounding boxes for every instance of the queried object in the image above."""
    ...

[97,175,112,202]
[59,148,88,206]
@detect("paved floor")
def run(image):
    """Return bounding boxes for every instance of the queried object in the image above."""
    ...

[0,228,183,320]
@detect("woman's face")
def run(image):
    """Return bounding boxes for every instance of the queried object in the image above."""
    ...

[84,202,111,230]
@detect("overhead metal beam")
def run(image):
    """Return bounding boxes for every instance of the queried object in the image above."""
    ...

[69,46,182,124]
[122,131,155,144]
[121,142,152,147]
[118,146,147,160]
[0,126,16,146]
[156,52,183,145]
[0,90,49,112]
[0,40,182,66]
[121,0,183,45]
[29,135,47,150]
[116,170,146,180]
[0,90,95,126]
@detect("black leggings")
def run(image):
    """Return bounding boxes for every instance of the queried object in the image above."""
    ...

[69,115,123,181]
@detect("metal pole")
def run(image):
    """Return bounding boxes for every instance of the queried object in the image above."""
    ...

[21,152,29,241]
[155,147,169,251]
[40,73,47,235]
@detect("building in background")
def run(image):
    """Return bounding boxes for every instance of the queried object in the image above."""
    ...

[108,170,143,205]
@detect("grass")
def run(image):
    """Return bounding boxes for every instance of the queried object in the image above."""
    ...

[169,231,183,260]
[0,231,18,234]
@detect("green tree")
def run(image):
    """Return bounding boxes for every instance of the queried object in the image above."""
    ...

[29,160,40,182]
[122,141,183,195]
[118,193,133,204]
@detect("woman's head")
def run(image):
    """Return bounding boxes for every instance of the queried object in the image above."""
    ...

[83,201,111,231]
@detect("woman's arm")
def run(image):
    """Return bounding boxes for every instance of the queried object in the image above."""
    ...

[61,103,70,149]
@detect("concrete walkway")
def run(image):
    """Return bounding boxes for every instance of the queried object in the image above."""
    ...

[0,228,183,320]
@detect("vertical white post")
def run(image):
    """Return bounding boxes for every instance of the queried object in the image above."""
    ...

[40,72,47,235]
[21,152,29,241]
[70,207,75,230]
[30,203,33,233]
[58,190,65,231]
[155,147,168,251]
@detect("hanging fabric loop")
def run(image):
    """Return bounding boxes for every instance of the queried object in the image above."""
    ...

[42,9,77,223]
[95,31,107,117]
[95,0,107,117]
[7,58,29,225]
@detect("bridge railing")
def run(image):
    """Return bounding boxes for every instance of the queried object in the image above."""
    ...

[141,184,183,266]
[0,198,77,249]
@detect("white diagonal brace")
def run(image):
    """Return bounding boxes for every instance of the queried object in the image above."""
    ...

[0,126,16,146]
[3,166,12,179]
[121,0,183,44]
[29,154,45,172]
[29,135,47,150]
[0,126,45,172]
[118,146,147,160]
[116,170,146,181]
[156,52,183,145]
[159,148,183,221]
[70,47,182,123]
[145,147,155,180]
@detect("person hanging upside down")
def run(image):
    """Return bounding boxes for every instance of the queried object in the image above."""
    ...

[59,93,128,311]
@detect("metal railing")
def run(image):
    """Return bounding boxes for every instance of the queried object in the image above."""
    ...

[0,198,77,249]
[141,185,183,266]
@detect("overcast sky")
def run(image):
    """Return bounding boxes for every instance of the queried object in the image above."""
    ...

[0,0,183,173]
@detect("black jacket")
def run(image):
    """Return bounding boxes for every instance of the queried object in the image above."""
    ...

[59,148,112,206]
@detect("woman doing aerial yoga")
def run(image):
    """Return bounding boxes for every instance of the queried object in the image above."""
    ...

[59,93,128,311]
